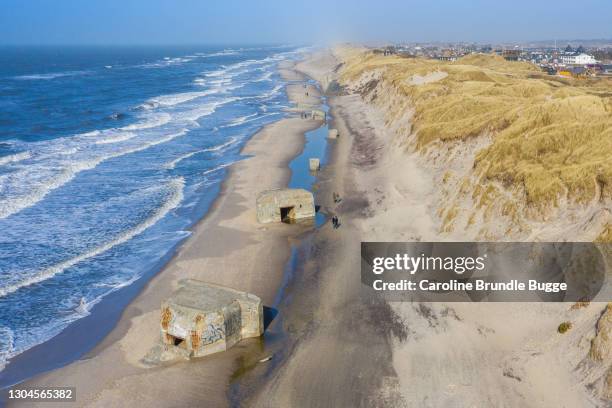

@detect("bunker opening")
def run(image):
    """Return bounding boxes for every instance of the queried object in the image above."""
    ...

[280,206,296,223]
[168,334,186,348]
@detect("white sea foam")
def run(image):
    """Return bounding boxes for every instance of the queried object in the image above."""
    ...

[138,56,193,69]
[201,162,235,177]
[13,71,90,80]
[179,98,239,122]
[144,90,217,108]
[201,50,239,58]
[225,113,258,127]
[163,137,238,170]
[205,137,238,152]
[123,113,171,130]
[165,137,239,170]
[254,71,274,82]
[0,327,14,372]
[259,84,284,100]
[81,130,101,137]
[0,151,31,166]
[0,129,188,220]
[93,132,136,145]
[0,177,185,298]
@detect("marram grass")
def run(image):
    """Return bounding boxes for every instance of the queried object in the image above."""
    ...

[338,49,612,209]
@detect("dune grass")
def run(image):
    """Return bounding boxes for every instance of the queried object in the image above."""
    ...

[338,49,612,209]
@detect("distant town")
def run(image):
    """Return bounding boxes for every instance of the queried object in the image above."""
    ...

[373,40,612,78]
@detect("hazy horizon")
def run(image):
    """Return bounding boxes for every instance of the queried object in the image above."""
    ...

[1,0,611,46]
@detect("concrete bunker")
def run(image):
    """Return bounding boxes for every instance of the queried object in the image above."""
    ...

[310,109,326,121]
[296,106,326,121]
[160,279,263,359]
[256,188,315,224]
[309,158,320,171]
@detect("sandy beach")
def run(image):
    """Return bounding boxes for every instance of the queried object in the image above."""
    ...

[236,48,612,407]
[11,59,326,407]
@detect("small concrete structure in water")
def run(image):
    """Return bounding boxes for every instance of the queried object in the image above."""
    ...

[310,109,326,121]
[309,158,320,171]
[160,279,263,358]
[256,188,315,224]
[328,129,339,139]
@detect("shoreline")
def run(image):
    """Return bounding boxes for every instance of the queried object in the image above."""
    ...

[2,57,326,407]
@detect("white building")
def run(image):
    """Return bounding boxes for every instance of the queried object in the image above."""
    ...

[561,53,597,65]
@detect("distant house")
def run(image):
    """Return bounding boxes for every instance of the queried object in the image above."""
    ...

[560,53,597,65]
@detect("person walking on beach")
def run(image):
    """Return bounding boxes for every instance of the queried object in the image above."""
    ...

[332,215,340,229]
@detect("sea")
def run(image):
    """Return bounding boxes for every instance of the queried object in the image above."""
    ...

[0,45,305,372]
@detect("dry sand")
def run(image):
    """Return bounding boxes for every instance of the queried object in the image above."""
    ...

[15,60,324,408]
[326,51,609,407]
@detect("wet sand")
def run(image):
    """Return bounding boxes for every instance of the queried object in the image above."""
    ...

[9,59,325,408]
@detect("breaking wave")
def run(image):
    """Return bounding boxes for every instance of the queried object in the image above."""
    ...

[0,151,31,166]
[0,177,185,298]
[163,137,238,170]
[0,128,189,220]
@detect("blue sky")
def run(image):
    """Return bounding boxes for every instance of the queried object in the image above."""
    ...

[1,0,610,45]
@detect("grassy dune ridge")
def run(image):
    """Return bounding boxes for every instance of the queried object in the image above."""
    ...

[337,48,612,233]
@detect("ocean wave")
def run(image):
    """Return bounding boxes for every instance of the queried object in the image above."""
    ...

[163,139,239,170]
[226,113,258,127]
[259,84,284,100]
[204,137,238,152]
[179,97,240,122]
[0,151,31,166]
[201,162,235,177]
[143,90,217,109]
[12,71,91,81]
[123,112,172,130]
[138,56,193,69]
[254,70,274,82]
[200,50,239,58]
[0,49,289,220]
[0,129,188,220]
[93,132,136,145]
[0,177,185,298]
[0,327,14,372]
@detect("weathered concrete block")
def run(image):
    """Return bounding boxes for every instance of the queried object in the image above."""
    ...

[328,129,339,139]
[256,188,315,224]
[309,158,320,171]
[160,279,263,358]
[311,109,326,121]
